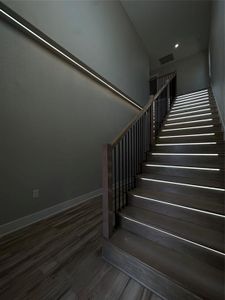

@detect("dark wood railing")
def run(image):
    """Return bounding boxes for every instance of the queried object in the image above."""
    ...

[102,73,176,238]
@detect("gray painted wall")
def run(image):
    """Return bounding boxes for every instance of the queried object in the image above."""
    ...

[3,0,149,106]
[0,1,149,224]
[151,51,209,96]
[209,0,225,129]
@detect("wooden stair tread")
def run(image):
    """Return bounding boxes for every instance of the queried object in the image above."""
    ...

[142,164,224,182]
[164,118,221,129]
[137,172,225,189]
[156,133,224,143]
[168,107,218,118]
[119,206,224,254]
[166,113,219,123]
[105,229,224,300]
[146,154,225,170]
[128,187,225,216]
[152,143,225,153]
[159,126,222,135]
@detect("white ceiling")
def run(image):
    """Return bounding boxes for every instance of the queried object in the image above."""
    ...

[121,0,212,71]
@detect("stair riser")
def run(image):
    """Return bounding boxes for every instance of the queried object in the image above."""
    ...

[152,144,225,153]
[156,133,224,143]
[128,195,224,232]
[169,107,218,118]
[147,154,224,170]
[102,243,202,300]
[173,97,215,106]
[119,216,224,271]
[172,99,216,110]
[164,119,221,130]
[159,126,222,136]
[142,166,224,182]
[136,179,225,201]
[166,114,219,124]
[172,101,217,111]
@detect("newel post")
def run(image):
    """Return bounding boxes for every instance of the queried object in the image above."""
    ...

[102,144,113,239]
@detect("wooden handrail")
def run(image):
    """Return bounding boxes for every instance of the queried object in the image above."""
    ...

[112,73,176,146]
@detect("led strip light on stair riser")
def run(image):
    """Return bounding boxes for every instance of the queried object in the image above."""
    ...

[176,93,209,100]
[169,108,211,117]
[156,142,217,146]
[144,164,220,171]
[162,125,214,132]
[174,97,209,105]
[159,133,215,139]
[177,95,211,104]
[167,113,212,121]
[175,93,209,102]
[140,177,225,192]
[133,194,224,217]
[176,90,208,98]
[151,153,219,156]
[175,96,209,103]
[175,98,209,106]
[165,119,213,126]
[122,215,225,256]
[177,88,208,95]
[173,100,210,109]
[176,95,209,102]
[0,9,142,111]
[171,103,210,113]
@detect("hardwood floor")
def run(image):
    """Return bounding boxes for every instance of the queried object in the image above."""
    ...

[0,197,160,300]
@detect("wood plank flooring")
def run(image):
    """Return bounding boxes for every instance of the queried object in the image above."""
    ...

[0,197,160,300]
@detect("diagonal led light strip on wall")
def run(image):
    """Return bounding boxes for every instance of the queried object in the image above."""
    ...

[0,8,142,110]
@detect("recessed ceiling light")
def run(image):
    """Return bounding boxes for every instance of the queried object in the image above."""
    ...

[174,43,179,48]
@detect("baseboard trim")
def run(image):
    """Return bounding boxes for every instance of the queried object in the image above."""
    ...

[0,189,102,238]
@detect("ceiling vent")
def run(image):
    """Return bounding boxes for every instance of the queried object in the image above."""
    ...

[159,53,174,65]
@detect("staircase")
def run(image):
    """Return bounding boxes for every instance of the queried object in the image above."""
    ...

[102,89,225,300]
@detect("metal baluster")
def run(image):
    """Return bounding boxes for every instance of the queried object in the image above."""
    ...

[118,141,121,211]
[113,146,117,226]
[122,137,124,208]
[125,133,128,205]
[130,127,133,188]
[127,130,130,190]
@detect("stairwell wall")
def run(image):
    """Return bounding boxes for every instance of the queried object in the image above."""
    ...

[209,0,225,130]
[151,50,209,96]
[0,1,149,226]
